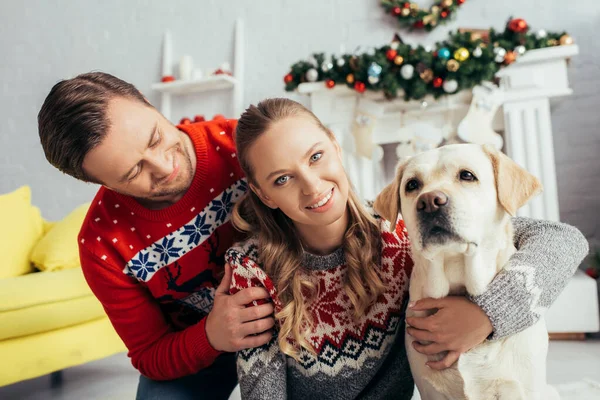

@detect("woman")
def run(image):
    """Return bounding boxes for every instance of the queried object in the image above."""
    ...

[225,98,587,400]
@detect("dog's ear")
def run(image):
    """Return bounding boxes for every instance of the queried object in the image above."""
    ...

[483,144,543,216]
[374,162,405,231]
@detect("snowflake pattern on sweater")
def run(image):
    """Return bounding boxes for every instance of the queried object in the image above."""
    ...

[226,218,415,400]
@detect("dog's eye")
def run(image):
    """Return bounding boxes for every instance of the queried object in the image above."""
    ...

[459,170,477,181]
[405,179,419,192]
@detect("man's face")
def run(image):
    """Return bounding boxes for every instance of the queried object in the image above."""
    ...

[82,97,196,205]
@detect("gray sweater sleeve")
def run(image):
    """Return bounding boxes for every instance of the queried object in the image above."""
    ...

[237,337,287,400]
[470,217,589,340]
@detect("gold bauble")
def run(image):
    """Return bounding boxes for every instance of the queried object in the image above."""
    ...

[346,74,355,84]
[454,47,470,62]
[431,5,440,14]
[394,55,405,65]
[420,68,434,83]
[410,3,419,10]
[441,0,453,7]
[559,34,574,45]
[447,59,460,72]
[401,7,411,16]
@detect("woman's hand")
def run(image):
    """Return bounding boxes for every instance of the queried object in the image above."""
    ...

[406,296,492,370]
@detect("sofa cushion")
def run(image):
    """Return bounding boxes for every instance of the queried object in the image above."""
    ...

[31,202,90,271]
[0,186,44,279]
[0,268,106,340]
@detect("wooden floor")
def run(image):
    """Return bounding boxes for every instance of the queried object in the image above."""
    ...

[1,340,600,400]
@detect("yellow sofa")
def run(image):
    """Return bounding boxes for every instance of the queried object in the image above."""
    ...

[0,186,126,387]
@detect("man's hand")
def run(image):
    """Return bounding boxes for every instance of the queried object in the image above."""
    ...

[406,296,492,370]
[206,263,275,352]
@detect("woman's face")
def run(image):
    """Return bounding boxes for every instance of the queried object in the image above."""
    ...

[247,115,350,230]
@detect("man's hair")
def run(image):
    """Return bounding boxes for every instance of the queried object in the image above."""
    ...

[38,71,147,182]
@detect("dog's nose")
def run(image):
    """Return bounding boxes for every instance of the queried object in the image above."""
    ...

[417,191,449,213]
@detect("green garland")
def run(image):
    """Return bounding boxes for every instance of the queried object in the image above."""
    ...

[381,0,465,32]
[283,18,572,101]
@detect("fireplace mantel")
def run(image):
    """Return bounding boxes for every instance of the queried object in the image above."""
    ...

[298,45,579,222]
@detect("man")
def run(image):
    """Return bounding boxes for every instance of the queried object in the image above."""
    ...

[38,72,275,399]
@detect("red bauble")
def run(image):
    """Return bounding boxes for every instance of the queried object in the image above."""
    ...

[440,10,449,18]
[457,0,465,4]
[325,79,336,89]
[161,75,175,83]
[386,49,398,60]
[193,115,205,123]
[403,2,411,8]
[392,6,402,16]
[284,73,293,84]
[354,81,366,93]
[413,20,425,28]
[508,18,528,33]
[586,267,599,279]
[179,117,191,125]
[433,77,443,88]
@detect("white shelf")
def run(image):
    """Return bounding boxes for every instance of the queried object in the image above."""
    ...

[154,19,244,122]
[151,75,238,95]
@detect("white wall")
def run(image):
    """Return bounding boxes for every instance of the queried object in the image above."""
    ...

[0,0,598,250]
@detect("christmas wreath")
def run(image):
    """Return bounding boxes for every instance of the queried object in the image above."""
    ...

[283,18,574,101]
[381,0,466,32]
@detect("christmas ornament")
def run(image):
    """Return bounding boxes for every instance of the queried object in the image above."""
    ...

[443,79,458,93]
[457,0,465,4]
[472,46,483,58]
[284,73,293,84]
[337,58,346,67]
[386,49,398,61]
[420,69,434,83]
[321,61,333,72]
[368,75,380,84]
[504,51,517,65]
[508,18,528,33]
[440,10,449,19]
[306,68,319,82]
[433,77,443,88]
[401,7,410,16]
[414,20,425,29]
[161,75,175,83]
[547,39,559,46]
[493,47,507,63]
[346,73,355,84]
[400,64,415,79]
[367,62,383,78]
[326,79,336,89]
[536,29,547,39]
[515,45,526,56]
[392,6,402,16]
[441,0,453,6]
[560,34,574,45]
[454,47,470,62]
[354,81,366,93]
[438,47,451,59]
[447,59,460,72]
[394,55,405,65]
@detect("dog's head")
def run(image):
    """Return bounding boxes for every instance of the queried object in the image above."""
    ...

[374,144,542,256]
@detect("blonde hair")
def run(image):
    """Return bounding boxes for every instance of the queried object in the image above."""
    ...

[233,98,385,359]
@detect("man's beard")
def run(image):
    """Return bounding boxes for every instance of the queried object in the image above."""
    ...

[149,146,194,200]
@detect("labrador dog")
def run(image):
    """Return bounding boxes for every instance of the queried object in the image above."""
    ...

[374,144,558,400]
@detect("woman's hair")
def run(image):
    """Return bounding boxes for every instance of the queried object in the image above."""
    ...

[232,98,386,359]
